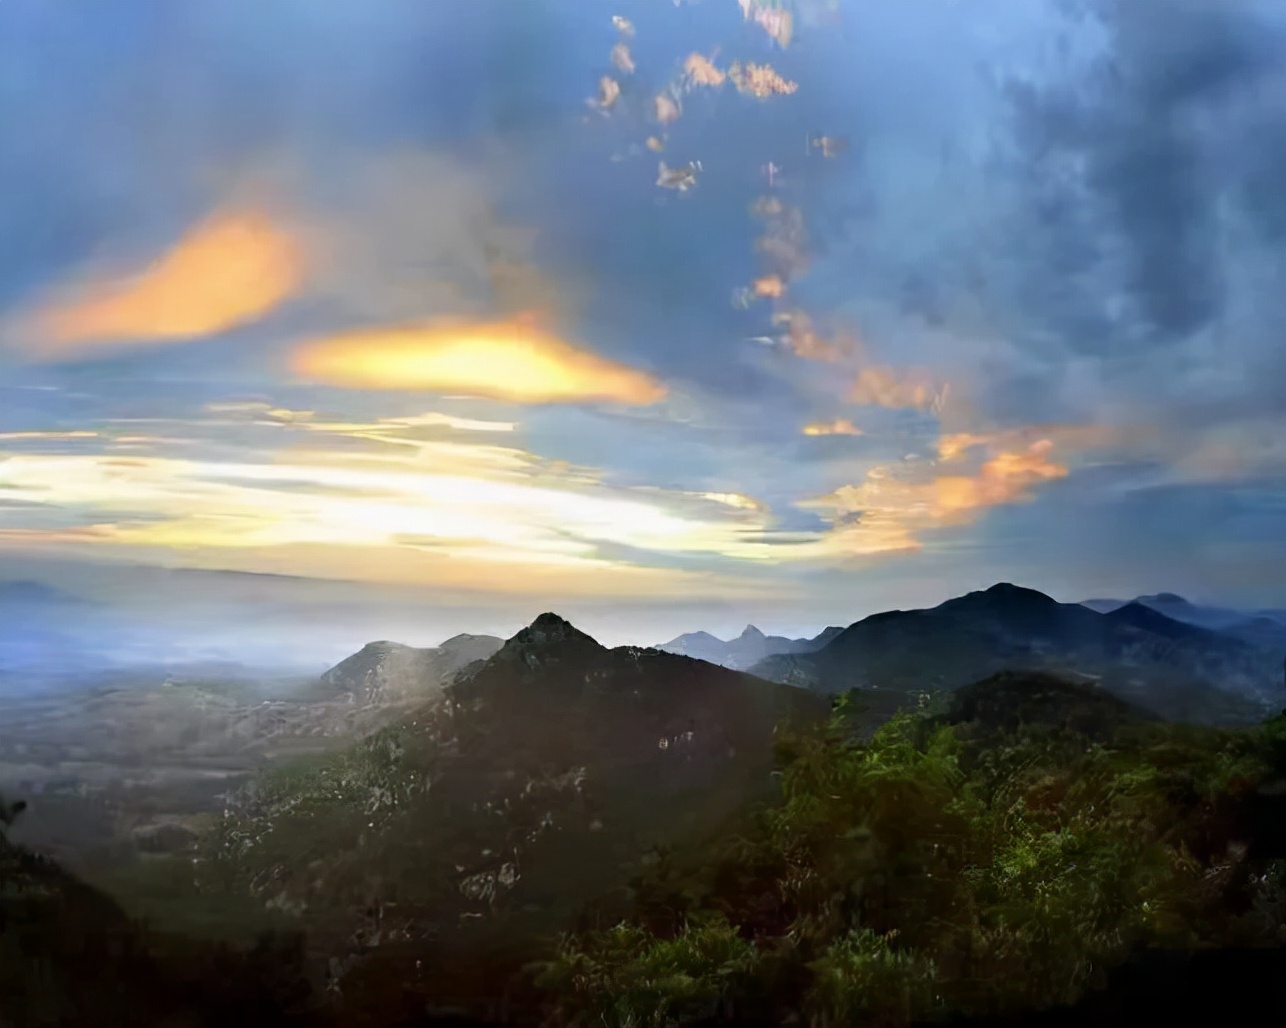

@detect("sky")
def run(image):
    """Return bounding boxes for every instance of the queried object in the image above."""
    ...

[2,0,1286,648]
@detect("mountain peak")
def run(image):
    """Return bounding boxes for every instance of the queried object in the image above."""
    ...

[495,613,604,670]
[739,624,765,640]
[1142,592,1191,606]
[984,582,1055,602]
[529,612,578,633]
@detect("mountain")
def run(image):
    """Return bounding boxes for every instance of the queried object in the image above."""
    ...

[1080,592,1286,657]
[943,669,1159,743]
[751,582,1279,723]
[201,614,829,1013]
[311,632,503,705]
[657,622,843,670]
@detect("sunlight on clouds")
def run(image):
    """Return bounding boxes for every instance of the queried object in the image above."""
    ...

[798,437,1071,556]
[0,430,99,441]
[17,210,304,358]
[803,419,863,437]
[291,316,667,405]
[0,440,800,596]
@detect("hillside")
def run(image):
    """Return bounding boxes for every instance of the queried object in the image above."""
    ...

[195,614,829,1013]
[310,632,503,705]
[0,832,318,1027]
[538,675,1286,1028]
[751,582,1279,723]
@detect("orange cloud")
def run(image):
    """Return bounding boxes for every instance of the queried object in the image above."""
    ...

[803,419,863,437]
[753,274,786,298]
[937,432,991,462]
[933,440,1067,515]
[655,93,682,124]
[24,210,304,357]
[850,366,946,412]
[771,310,853,362]
[684,53,726,87]
[752,200,809,282]
[291,316,667,405]
[729,62,799,99]
[799,438,1069,555]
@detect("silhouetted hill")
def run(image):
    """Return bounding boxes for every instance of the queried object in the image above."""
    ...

[657,622,842,670]
[752,582,1278,723]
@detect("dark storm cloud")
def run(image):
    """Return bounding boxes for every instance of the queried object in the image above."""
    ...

[998,0,1286,352]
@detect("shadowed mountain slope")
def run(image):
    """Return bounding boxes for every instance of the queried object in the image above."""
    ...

[198,614,829,1015]
[751,583,1278,723]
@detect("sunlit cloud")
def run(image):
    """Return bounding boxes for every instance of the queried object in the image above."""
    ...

[684,53,726,88]
[595,76,622,110]
[753,274,786,299]
[770,310,851,361]
[611,43,635,74]
[803,419,863,437]
[0,430,99,441]
[14,210,305,358]
[738,0,795,47]
[798,437,1072,556]
[0,441,809,597]
[291,316,667,405]
[654,93,682,125]
[729,62,799,99]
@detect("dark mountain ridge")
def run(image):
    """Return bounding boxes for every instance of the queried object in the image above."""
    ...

[751,582,1280,722]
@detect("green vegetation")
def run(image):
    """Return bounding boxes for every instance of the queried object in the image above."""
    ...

[535,692,1286,1027]
[87,669,1286,1026]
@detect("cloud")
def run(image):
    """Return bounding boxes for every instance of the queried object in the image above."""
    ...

[684,53,726,88]
[0,431,811,598]
[0,430,99,441]
[5,148,576,366]
[290,315,667,405]
[729,62,799,99]
[738,0,795,48]
[13,210,305,359]
[849,365,946,412]
[803,419,863,437]
[798,435,1071,556]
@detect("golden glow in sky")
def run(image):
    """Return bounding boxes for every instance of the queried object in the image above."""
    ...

[292,317,668,405]
[21,211,305,357]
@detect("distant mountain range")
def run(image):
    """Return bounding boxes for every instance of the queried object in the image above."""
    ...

[1081,592,1286,653]
[194,598,1286,1015]
[751,582,1283,724]
[656,623,843,670]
